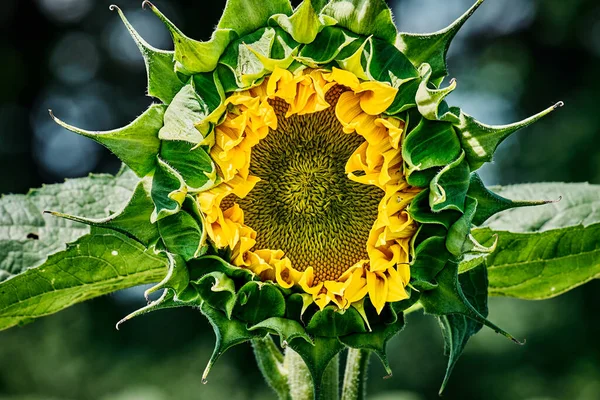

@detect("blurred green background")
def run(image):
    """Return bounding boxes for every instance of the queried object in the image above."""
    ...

[1,0,599,399]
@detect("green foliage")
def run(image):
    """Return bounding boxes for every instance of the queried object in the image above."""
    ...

[0,231,168,331]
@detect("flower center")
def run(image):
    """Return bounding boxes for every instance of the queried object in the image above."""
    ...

[223,88,383,283]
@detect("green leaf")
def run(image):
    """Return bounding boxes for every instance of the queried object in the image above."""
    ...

[201,303,265,384]
[159,141,217,191]
[234,281,286,325]
[446,196,497,257]
[249,317,313,346]
[217,0,293,37]
[306,306,366,337]
[0,168,137,281]
[367,37,418,85]
[321,0,398,44]
[144,1,235,74]
[50,105,165,177]
[473,224,600,300]
[455,102,563,171]
[159,83,209,144]
[429,151,471,212]
[48,178,159,247]
[110,5,184,104]
[467,174,552,226]
[0,231,168,331]
[396,0,484,81]
[188,255,256,282]
[419,261,521,344]
[437,264,488,394]
[271,0,336,44]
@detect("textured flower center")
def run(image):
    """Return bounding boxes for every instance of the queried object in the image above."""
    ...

[223,89,383,282]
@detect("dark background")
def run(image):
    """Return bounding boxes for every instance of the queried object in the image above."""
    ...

[1,0,599,399]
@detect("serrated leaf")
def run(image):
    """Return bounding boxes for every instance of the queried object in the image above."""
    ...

[321,0,397,44]
[0,168,138,281]
[217,0,293,37]
[249,317,313,346]
[437,264,488,394]
[419,261,521,344]
[429,151,471,212]
[0,231,168,331]
[51,105,165,177]
[306,306,366,337]
[144,2,235,74]
[201,303,265,383]
[234,281,286,325]
[48,178,159,247]
[455,103,562,171]
[111,5,184,104]
[473,224,600,300]
[396,0,484,81]
[467,174,551,226]
[159,83,209,144]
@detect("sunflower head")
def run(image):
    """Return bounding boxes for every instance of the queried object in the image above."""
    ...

[52,0,561,392]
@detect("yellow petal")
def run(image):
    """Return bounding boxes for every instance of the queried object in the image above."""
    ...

[356,81,398,115]
[366,270,389,314]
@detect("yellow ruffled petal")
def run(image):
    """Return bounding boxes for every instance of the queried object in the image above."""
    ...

[323,67,361,90]
[385,266,410,303]
[366,270,389,314]
[355,81,398,116]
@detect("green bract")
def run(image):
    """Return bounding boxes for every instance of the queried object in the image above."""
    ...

[1,1,585,399]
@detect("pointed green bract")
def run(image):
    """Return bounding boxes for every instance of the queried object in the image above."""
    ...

[437,264,487,394]
[150,159,187,222]
[456,102,563,170]
[297,26,362,66]
[429,151,470,212]
[396,0,484,81]
[306,306,367,337]
[51,105,165,177]
[110,5,184,104]
[144,1,235,74]
[249,317,313,346]
[158,210,205,261]
[233,281,286,324]
[160,141,217,191]
[271,0,336,44]
[288,337,345,394]
[159,83,209,143]
[416,63,458,122]
[49,178,159,246]
[420,262,522,344]
[321,0,398,44]
[196,272,237,318]
[217,0,293,37]
[467,174,551,225]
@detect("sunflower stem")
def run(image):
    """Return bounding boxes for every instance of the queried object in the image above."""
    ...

[341,349,370,400]
[320,354,340,400]
[285,348,313,400]
[252,337,291,400]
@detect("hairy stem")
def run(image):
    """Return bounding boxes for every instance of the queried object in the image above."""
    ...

[285,348,313,400]
[320,354,340,400]
[341,349,370,400]
[252,337,291,400]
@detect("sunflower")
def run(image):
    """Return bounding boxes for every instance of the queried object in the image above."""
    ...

[52,0,560,394]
